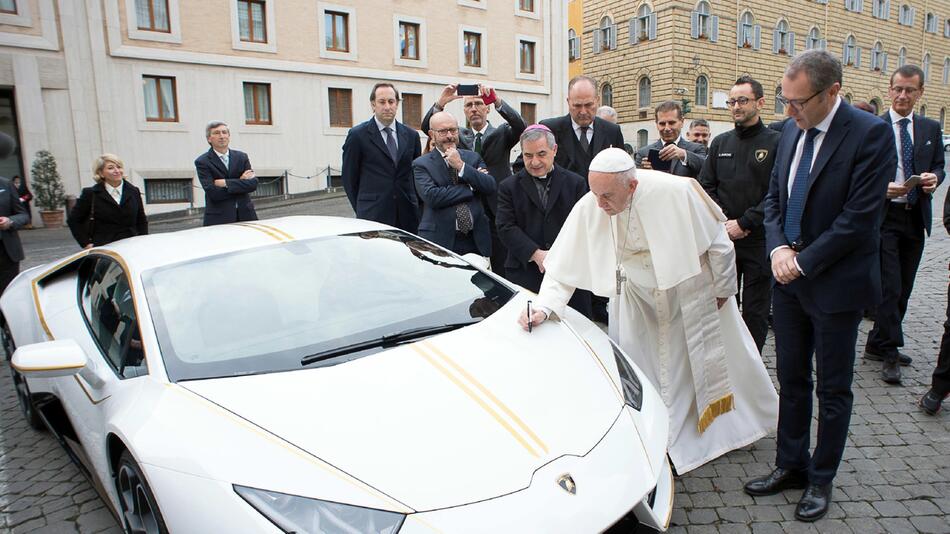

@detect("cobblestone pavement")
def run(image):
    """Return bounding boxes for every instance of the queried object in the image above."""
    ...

[3,189,950,533]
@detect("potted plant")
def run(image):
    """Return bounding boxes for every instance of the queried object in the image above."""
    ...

[30,150,66,228]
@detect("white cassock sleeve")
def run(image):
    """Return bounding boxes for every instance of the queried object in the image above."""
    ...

[535,275,577,320]
[706,224,738,299]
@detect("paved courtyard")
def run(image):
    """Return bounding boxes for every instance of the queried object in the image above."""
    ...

[1,190,949,533]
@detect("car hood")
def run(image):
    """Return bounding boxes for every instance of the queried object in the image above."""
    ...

[180,298,628,512]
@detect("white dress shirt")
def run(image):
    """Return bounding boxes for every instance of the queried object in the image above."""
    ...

[786,96,842,196]
[888,108,914,203]
[105,181,123,204]
[571,118,593,144]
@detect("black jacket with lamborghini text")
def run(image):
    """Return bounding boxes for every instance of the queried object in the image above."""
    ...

[698,119,781,242]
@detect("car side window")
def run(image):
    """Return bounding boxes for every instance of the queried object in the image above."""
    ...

[79,257,147,378]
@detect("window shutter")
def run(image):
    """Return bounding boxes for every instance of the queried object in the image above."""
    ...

[820,39,827,50]
[857,0,864,12]
[772,29,781,53]
[710,16,719,42]
[753,25,761,50]
[691,12,700,39]
[882,52,888,72]
[630,19,638,44]
[855,47,862,67]
[911,7,916,25]
[593,30,601,54]
[610,24,618,49]
[648,13,657,40]
[737,24,744,47]
[884,0,891,19]
[842,44,848,63]
[788,32,796,55]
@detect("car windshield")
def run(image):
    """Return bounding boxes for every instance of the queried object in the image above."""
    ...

[142,230,515,382]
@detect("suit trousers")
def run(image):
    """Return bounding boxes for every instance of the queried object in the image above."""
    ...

[866,203,926,361]
[735,240,771,353]
[773,284,862,485]
[0,244,18,297]
[452,231,479,256]
[931,279,950,396]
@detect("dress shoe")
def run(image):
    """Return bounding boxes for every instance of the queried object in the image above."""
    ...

[881,360,902,384]
[743,467,808,496]
[920,388,948,415]
[795,483,832,522]
[863,348,911,366]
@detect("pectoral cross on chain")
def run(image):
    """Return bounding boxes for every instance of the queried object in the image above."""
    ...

[615,266,626,296]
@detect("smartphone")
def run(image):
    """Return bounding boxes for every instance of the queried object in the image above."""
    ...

[903,174,922,189]
[457,84,479,96]
[647,148,672,172]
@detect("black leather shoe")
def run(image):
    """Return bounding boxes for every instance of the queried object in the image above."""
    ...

[881,360,902,384]
[864,349,911,366]
[795,483,832,522]
[920,388,948,415]
[743,468,808,496]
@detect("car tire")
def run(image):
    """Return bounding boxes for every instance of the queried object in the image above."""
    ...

[2,321,45,431]
[115,450,169,534]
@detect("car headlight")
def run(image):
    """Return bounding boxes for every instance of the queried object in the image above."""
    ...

[234,485,405,534]
[611,340,643,411]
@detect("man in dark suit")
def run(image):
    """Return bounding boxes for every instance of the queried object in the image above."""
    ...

[496,125,591,317]
[635,100,707,177]
[422,84,526,273]
[0,133,28,296]
[414,111,495,256]
[537,75,624,179]
[195,121,258,226]
[864,65,945,384]
[342,83,422,232]
[744,50,895,522]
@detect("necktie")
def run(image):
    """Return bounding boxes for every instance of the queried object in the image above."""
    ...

[384,127,398,162]
[784,128,821,244]
[579,126,590,154]
[898,118,917,205]
[474,132,483,155]
[110,187,121,204]
[448,160,474,233]
[220,153,229,169]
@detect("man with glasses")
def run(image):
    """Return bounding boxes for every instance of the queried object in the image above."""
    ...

[635,100,707,178]
[864,65,945,385]
[414,111,494,257]
[699,76,780,353]
[745,50,896,522]
[342,83,423,232]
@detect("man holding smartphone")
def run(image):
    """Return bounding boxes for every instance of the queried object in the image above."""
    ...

[865,65,945,384]
[634,100,707,178]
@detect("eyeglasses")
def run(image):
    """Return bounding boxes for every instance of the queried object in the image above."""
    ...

[725,97,753,107]
[776,89,824,111]
[433,128,459,135]
[889,86,920,95]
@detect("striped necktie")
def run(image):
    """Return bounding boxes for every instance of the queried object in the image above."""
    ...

[784,128,821,244]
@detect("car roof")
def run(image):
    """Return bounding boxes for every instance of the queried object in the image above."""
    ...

[94,216,389,274]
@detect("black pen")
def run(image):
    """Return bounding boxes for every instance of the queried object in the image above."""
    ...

[527,300,533,333]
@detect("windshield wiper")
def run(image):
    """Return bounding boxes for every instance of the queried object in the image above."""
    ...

[300,321,479,367]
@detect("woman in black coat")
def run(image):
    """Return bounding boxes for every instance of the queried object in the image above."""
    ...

[68,154,148,248]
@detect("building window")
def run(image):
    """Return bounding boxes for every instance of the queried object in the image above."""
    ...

[601,83,613,107]
[774,85,784,114]
[328,88,352,127]
[898,46,906,66]
[135,0,169,32]
[519,0,533,10]
[568,29,580,60]
[940,107,946,129]
[145,178,192,203]
[843,93,852,104]
[399,21,419,59]
[944,57,950,84]
[519,40,535,74]
[773,20,793,55]
[520,102,536,125]
[638,77,651,108]
[142,75,178,122]
[595,16,616,52]
[806,27,825,50]
[243,82,271,125]
[926,12,937,33]
[325,10,349,52]
[0,0,16,14]
[872,0,889,19]
[870,41,886,71]
[637,129,648,149]
[402,93,422,130]
[238,0,266,42]
[869,98,882,114]
[631,4,656,42]
[843,35,858,66]
[695,75,708,106]
[899,4,914,26]
[690,1,718,41]
[737,12,760,49]
[250,177,284,198]
[945,19,950,38]
[923,53,931,82]
[844,0,863,12]
[920,105,926,117]
[464,31,482,67]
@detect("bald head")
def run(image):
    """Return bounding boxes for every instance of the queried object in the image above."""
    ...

[567,77,598,127]
[428,111,460,152]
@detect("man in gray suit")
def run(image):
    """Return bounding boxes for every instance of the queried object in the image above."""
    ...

[422,84,527,274]
[0,133,29,295]
[635,100,707,178]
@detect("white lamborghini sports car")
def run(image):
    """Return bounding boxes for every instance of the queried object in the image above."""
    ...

[1,216,672,534]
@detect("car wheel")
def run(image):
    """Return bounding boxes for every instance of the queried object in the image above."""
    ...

[2,322,44,431]
[116,450,169,534]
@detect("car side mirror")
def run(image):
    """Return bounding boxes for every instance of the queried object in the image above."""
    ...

[12,340,88,378]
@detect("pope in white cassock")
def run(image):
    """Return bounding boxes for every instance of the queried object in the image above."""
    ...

[519,148,778,474]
